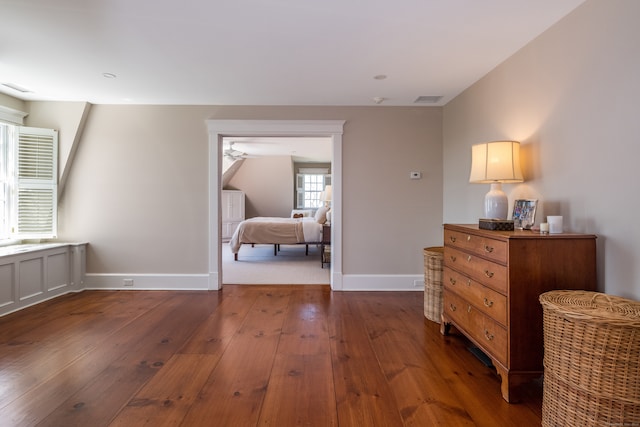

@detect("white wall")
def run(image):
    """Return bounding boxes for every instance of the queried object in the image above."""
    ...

[443,0,640,299]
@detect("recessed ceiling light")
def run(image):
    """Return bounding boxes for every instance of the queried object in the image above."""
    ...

[373,74,387,80]
[102,73,117,79]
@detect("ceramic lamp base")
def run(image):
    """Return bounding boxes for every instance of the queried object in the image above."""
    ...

[484,183,508,219]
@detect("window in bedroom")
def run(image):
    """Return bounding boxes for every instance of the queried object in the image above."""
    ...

[0,122,58,242]
[296,168,330,209]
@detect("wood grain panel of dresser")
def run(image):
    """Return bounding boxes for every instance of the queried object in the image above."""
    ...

[440,224,597,402]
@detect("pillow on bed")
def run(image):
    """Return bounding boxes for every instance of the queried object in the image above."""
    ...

[314,206,330,224]
[291,209,313,218]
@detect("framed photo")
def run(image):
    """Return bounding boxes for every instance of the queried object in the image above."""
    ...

[512,199,538,229]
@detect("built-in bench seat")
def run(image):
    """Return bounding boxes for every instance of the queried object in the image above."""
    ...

[0,243,86,317]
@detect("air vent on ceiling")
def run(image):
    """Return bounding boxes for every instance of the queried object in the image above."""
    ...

[2,83,33,93]
[414,95,443,104]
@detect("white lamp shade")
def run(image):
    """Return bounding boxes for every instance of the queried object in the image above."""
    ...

[469,141,523,219]
[469,141,523,183]
[323,185,332,202]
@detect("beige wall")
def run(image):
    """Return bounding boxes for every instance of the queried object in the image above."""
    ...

[227,156,295,218]
[443,0,640,299]
[13,104,442,285]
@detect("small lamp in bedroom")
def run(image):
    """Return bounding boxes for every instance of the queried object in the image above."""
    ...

[323,185,332,207]
[323,185,332,223]
[469,141,523,219]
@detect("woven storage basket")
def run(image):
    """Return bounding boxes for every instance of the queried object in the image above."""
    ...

[423,247,444,323]
[539,290,640,427]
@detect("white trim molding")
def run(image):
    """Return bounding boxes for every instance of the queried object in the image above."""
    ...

[0,105,28,125]
[207,119,345,291]
[84,274,210,290]
[342,274,425,291]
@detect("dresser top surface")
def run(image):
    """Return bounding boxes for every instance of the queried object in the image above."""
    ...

[444,224,597,240]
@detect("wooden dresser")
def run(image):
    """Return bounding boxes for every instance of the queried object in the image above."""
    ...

[441,224,597,402]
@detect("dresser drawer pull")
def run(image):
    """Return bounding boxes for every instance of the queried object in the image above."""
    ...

[484,329,494,341]
[466,235,471,241]
[449,277,456,285]
[449,255,457,262]
[483,298,494,308]
[467,255,472,263]
[484,245,494,253]
[449,236,457,243]
[484,270,494,278]
[467,305,472,313]
[449,303,457,312]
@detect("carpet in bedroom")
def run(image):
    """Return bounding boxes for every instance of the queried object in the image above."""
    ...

[222,243,330,284]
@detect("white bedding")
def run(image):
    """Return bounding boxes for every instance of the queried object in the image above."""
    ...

[229,216,322,254]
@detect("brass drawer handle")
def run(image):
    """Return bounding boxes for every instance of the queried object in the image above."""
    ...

[483,298,494,308]
[484,245,494,253]
[449,277,456,285]
[466,235,471,241]
[449,255,457,262]
[466,279,471,287]
[467,255,472,263]
[449,236,457,243]
[449,303,457,312]
[484,329,494,341]
[467,305,471,313]
[484,270,494,278]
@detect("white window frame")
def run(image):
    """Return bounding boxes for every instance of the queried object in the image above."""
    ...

[296,170,331,209]
[0,123,58,242]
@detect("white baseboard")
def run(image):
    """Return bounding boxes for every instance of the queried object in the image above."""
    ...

[341,274,424,291]
[84,273,424,292]
[85,273,210,290]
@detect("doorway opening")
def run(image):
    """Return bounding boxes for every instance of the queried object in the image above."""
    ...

[207,120,345,290]
[221,136,331,285]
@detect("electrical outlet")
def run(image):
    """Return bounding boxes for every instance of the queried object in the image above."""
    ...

[123,279,134,287]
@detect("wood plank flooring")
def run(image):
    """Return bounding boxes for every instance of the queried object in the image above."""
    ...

[0,286,543,426]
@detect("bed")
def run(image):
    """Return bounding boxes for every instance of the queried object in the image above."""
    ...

[229,207,328,261]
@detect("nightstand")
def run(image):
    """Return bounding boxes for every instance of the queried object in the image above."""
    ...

[321,223,331,268]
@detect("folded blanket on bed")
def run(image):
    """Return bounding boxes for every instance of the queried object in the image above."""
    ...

[230,217,319,254]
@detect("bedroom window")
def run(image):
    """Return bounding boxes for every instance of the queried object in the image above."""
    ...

[0,123,58,242]
[296,171,331,209]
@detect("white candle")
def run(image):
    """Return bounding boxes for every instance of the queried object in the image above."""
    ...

[540,223,549,233]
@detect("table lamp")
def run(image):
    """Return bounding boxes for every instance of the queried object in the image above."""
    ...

[469,141,523,219]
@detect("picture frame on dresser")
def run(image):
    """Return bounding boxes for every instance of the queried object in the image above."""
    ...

[512,199,537,229]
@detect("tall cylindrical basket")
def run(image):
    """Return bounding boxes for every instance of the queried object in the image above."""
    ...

[539,290,640,427]
[423,246,444,323]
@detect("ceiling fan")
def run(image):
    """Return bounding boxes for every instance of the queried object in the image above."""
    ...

[223,142,256,160]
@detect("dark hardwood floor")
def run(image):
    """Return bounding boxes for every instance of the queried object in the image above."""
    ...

[0,285,543,426]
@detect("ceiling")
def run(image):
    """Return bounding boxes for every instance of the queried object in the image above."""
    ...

[223,137,332,162]
[1,0,585,106]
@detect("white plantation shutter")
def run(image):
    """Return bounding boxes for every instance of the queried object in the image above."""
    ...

[15,126,58,238]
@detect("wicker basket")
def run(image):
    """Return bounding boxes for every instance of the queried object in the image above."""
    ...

[423,247,444,323]
[539,290,640,427]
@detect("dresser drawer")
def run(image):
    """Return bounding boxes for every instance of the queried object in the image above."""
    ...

[443,267,507,326]
[443,290,507,366]
[444,246,508,294]
[444,229,507,264]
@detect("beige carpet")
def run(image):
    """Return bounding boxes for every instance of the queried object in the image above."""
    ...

[222,243,330,284]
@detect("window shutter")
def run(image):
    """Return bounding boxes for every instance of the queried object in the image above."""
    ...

[14,126,58,238]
